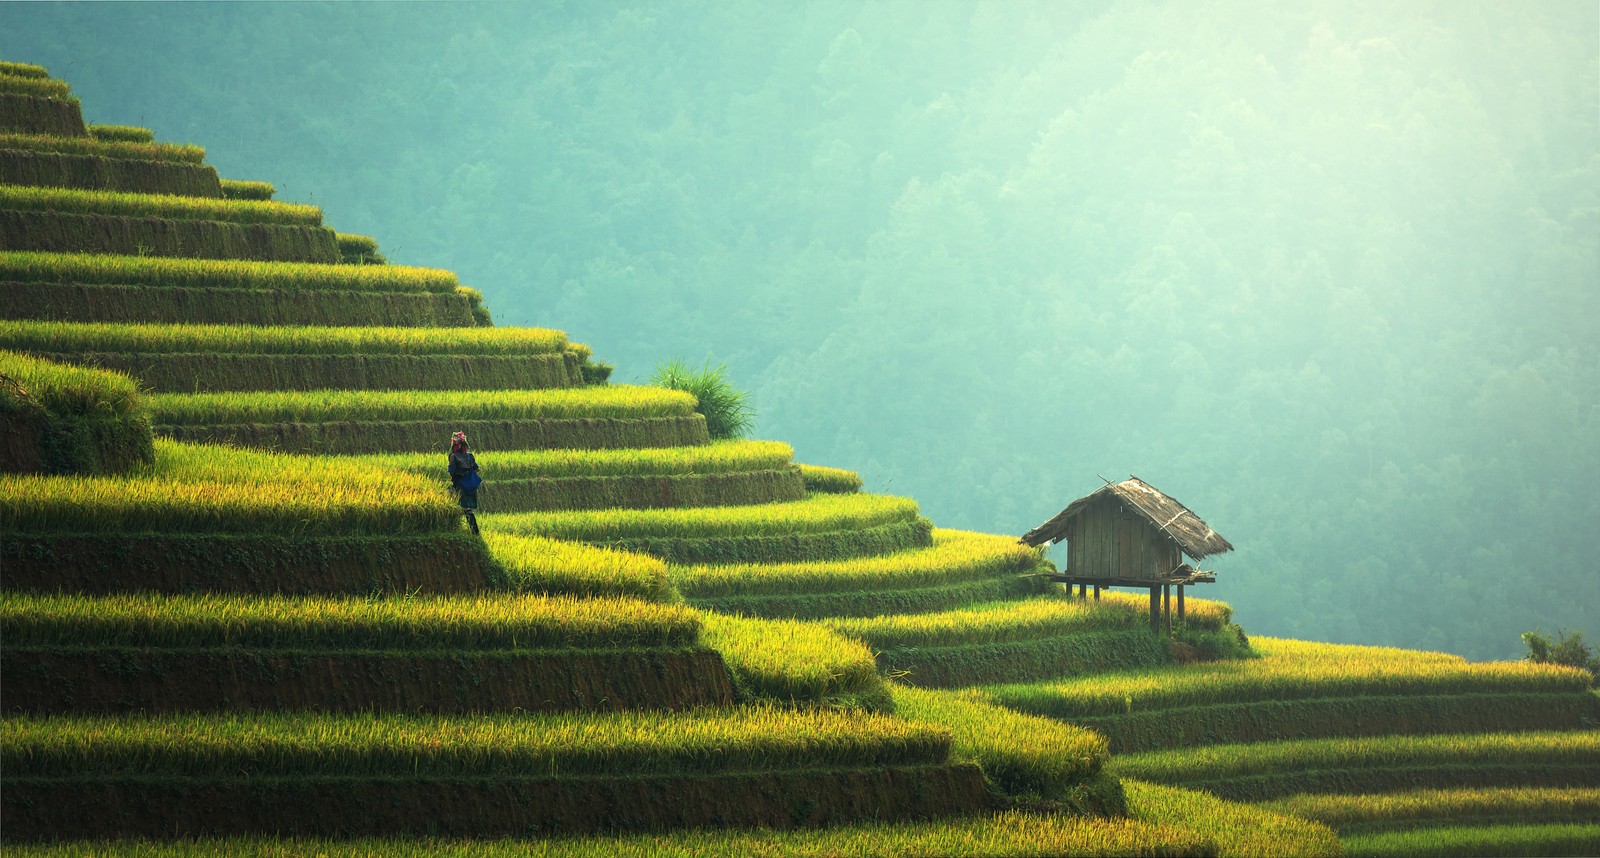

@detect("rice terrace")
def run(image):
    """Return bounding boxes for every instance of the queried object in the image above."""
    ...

[1,3,1597,857]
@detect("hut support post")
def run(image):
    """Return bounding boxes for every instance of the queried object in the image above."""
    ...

[1078,583,1087,599]
[1148,587,1160,633]
[1177,585,1185,622]
[1093,585,1101,600]
[1163,584,1172,636]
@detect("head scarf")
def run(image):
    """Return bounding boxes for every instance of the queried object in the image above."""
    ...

[450,431,468,453]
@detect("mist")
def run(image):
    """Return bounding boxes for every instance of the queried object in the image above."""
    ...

[5,0,1595,659]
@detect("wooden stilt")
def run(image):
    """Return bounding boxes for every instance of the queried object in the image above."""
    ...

[1093,585,1101,600]
[1078,583,1087,599]
[1177,584,1186,622]
[1163,584,1172,637]
[1149,586,1160,633]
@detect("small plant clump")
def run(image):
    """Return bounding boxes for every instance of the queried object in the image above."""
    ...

[650,357,755,440]
[1523,629,1600,687]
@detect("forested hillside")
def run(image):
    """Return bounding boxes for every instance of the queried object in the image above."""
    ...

[5,0,1594,659]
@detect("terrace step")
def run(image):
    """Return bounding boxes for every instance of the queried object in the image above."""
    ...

[1109,730,1600,801]
[979,636,1595,733]
[1,593,735,715]
[0,93,86,137]
[0,708,989,840]
[0,281,483,327]
[675,529,1052,620]
[157,415,712,454]
[0,147,224,196]
[0,208,340,263]
[484,492,935,565]
[821,592,1236,687]
[23,350,585,392]
[1261,786,1600,836]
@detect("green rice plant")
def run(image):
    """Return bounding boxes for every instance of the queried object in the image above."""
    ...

[0,281,480,328]
[696,612,887,708]
[1123,780,1342,858]
[1342,822,1600,858]
[0,73,72,100]
[980,635,1589,720]
[467,469,805,514]
[486,492,921,542]
[799,462,862,492]
[148,385,694,426]
[1263,787,1600,835]
[1092,589,1233,628]
[0,319,569,356]
[1111,730,1600,787]
[0,250,458,293]
[0,813,1221,858]
[0,132,208,164]
[480,531,672,601]
[220,179,275,200]
[651,357,755,440]
[87,124,154,143]
[673,529,1045,598]
[0,349,152,474]
[2,706,950,779]
[356,439,794,480]
[1,438,458,536]
[0,61,50,79]
[0,184,321,225]
[1,591,698,651]
[891,684,1109,801]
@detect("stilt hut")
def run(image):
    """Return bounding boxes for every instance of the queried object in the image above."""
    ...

[1020,476,1232,635]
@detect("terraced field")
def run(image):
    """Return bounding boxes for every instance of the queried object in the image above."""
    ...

[4,58,1594,857]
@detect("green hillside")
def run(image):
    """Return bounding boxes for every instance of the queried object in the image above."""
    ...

[2,59,1595,857]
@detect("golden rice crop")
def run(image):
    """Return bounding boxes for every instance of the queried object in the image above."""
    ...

[798,462,862,492]
[0,131,206,164]
[87,124,154,143]
[1,591,698,650]
[1,348,143,417]
[981,636,1588,718]
[1123,780,1343,858]
[0,813,1220,858]
[480,531,671,601]
[220,179,276,201]
[1342,822,1600,858]
[0,61,49,79]
[696,612,884,703]
[673,528,1042,597]
[485,492,920,541]
[0,184,320,225]
[1263,786,1600,833]
[148,385,695,426]
[1,438,457,535]
[0,319,570,356]
[0,251,458,293]
[354,439,794,480]
[892,684,1108,799]
[1112,730,1600,784]
[2,706,950,778]
[1092,589,1233,627]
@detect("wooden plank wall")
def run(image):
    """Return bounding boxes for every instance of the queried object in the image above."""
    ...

[1066,495,1180,581]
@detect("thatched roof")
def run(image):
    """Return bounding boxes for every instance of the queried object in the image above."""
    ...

[1020,476,1234,560]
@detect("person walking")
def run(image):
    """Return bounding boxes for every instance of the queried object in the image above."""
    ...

[448,430,481,535]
